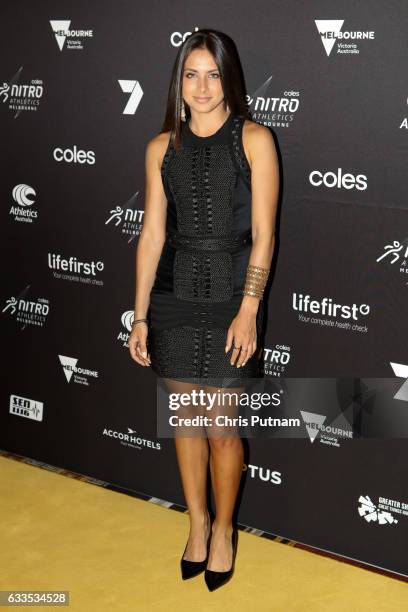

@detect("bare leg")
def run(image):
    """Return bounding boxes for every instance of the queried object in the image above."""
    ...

[163,377,211,562]
[205,384,244,571]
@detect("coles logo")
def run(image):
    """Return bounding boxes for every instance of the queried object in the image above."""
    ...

[170,27,199,47]
[53,146,95,165]
[309,168,367,191]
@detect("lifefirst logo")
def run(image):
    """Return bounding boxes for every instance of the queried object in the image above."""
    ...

[293,293,370,321]
[48,253,104,286]
[315,20,375,56]
[293,293,370,333]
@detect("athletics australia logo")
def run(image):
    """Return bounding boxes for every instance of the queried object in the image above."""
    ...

[357,495,398,525]
[117,310,135,348]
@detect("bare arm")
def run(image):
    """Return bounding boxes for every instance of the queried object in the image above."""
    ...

[133,133,169,320]
[226,121,279,365]
[239,121,279,315]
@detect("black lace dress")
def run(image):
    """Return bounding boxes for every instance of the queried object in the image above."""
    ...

[147,111,264,384]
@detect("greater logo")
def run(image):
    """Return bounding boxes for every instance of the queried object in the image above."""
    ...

[357,495,398,525]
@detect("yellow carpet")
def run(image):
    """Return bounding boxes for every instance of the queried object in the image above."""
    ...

[0,454,407,611]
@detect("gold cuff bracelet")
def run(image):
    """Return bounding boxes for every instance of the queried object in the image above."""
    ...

[242,264,270,299]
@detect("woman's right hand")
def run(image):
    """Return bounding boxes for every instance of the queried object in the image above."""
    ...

[129,322,151,367]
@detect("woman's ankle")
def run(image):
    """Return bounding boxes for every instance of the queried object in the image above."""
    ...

[189,508,210,530]
[211,520,233,537]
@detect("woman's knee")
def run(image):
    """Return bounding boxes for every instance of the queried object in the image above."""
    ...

[207,433,242,451]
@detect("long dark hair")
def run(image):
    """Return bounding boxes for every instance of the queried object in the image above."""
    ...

[160,29,250,150]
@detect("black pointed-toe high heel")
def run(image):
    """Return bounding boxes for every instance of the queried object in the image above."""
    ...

[204,527,238,592]
[180,517,212,580]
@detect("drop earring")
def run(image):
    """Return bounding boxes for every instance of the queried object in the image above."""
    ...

[181,100,186,122]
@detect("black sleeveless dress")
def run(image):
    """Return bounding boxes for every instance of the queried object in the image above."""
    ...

[147,111,264,384]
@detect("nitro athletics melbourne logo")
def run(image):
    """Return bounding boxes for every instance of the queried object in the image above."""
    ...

[49,20,93,51]
[0,67,44,115]
[376,238,408,283]
[105,192,144,240]
[2,285,50,329]
[315,20,375,56]
[247,76,300,129]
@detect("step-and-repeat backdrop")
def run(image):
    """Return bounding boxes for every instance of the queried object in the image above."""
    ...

[1,1,408,578]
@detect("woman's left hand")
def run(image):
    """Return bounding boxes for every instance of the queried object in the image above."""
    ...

[225,309,258,368]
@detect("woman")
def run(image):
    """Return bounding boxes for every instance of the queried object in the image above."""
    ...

[129,29,279,591]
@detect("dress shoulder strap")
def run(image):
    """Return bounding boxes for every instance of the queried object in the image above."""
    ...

[229,115,252,192]
[160,133,175,201]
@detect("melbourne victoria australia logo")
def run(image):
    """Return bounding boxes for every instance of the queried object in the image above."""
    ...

[50,20,93,51]
[315,20,375,56]
[300,410,353,447]
[58,355,99,386]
